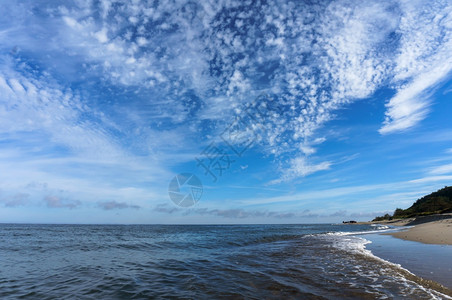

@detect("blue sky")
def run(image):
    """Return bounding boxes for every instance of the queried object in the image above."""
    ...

[0,0,451,224]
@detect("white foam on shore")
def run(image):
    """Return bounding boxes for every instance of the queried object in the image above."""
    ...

[323,232,452,299]
[302,225,397,240]
[332,224,414,237]
[323,227,398,236]
[371,224,389,229]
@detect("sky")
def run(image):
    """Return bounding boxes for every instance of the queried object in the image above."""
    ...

[0,0,451,224]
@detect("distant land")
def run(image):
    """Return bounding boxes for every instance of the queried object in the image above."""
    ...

[373,186,452,221]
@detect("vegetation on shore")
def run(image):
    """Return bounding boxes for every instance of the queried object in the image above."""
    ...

[372,186,452,221]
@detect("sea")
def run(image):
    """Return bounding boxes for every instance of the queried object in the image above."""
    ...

[0,223,451,299]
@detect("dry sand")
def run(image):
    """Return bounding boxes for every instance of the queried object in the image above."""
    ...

[377,214,452,245]
[348,214,452,244]
[384,219,452,245]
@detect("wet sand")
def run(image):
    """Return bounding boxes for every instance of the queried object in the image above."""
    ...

[364,233,452,291]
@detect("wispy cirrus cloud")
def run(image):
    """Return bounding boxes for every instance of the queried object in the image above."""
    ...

[240,174,452,206]
[380,0,452,134]
[270,156,332,184]
[429,164,452,175]
[380,54,452,134]
[0,59,124,160]
[0,0,451,221]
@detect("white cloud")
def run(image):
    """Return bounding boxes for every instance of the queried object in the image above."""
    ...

[0,56,177,208]
[429,164,452,175]
[408,175,452,184]
[290,157,331,177]
[380,59,452,134]
[318,1,396,100]
[242,183,392,206]
[1,0,451,186]
[0,60,124,160]
[93,27,109,43]
[41,1,452,149]
[272,156,331,184]
[380,0,452,134]
[242,174,452,206]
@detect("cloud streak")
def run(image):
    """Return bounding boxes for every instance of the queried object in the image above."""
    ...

[153,204,317,219]
[97,201,140,210]
[380,0,452,134]
[44,196,81,209]
[153,204,387,221]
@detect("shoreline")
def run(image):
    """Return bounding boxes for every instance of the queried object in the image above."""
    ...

[360,213,452,245]
[383,218,452,245]
[363,232,452,294]
[361,214,452,293]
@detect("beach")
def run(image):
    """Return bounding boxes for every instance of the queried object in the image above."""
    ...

[377,213,452,245]
[386,218,452,245]
[360,213,452,291]
[345,213,452,291]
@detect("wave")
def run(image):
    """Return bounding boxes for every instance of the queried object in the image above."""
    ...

[312,231,452,299]
[2,224,450,299]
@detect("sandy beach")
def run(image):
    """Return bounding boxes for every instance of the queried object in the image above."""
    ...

[385,219,452,245]
[378,214,452,245]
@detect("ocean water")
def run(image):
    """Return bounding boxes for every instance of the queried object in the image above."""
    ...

[0,224,451,299]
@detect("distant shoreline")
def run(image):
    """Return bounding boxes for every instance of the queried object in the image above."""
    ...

[365,213,452,245]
